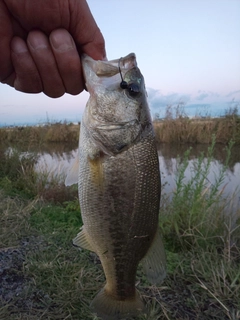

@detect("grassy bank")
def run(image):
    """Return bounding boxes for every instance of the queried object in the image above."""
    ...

[0,145,78,202]
[0,140,239,319]
[1,109,240,145]
[154,107,240,144]
[0,121,79,144]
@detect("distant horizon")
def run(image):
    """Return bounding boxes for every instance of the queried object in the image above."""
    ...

[1,1,239,126]
[0,98,238,127]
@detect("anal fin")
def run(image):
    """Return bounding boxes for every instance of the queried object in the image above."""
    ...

[73,226,95,252]
[141,229,167,285]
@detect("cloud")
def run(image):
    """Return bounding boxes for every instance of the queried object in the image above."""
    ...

[226,90,240,98]
[196,93,209,101]
[147,87,191,111]
[146,88,236,118]
[196,90,220,101]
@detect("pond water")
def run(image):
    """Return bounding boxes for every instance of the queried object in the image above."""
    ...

[2,141,239,212]
[158,143,240,212]
[31,142,240,212]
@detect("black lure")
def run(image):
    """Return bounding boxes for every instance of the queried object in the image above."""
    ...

[118,58,140,97]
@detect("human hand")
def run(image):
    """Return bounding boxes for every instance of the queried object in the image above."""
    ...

[0,0,106,97]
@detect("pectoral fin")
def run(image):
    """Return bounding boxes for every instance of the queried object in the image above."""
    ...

[73,226,95,252]
[65,156,79,186]
[141,230,166,285]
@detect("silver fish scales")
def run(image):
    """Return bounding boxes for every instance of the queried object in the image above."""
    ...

[66,53,166,320]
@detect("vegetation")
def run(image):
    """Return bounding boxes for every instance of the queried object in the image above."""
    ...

[1,105,240,145]
[154,105,240,144]
[0,121,79,144]
[0,146,78,202]
[0,138,239,319]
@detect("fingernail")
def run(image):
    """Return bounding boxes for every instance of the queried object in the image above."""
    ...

[11,39,28,54]
[28,36,48,50]
[50,31,75,52]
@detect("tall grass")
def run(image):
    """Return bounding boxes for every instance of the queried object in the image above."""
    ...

[159,136,240,318]
[1,107,240,145]
[160,136,239,250]
[0,146,77,203]
[0,121,79,144]
[0,136,239,319]
[154,105,240,144]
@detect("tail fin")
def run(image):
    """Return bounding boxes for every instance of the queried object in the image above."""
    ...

[90,287,145,320]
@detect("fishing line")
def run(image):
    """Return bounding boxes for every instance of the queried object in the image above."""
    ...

[118,58,141,97]
[118,58,128,89]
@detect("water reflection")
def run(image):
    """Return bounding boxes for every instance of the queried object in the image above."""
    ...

[158,144,239,209]
[36,147,78,178]
[1,142,239,210]
[33,142,240,208]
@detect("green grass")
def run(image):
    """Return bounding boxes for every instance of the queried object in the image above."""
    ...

[0,138,240,319]
[161,137,237,250]
[0,146,78,203]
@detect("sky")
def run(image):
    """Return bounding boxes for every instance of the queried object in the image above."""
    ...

[0,0,240,126]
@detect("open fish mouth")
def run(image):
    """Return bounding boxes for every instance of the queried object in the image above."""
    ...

[96,119,138,131]
[65,53,166,320]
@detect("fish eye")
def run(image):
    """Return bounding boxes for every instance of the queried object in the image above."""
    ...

[127,83,141,97]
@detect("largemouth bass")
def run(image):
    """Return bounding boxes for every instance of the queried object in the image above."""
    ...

[66,53,166,320]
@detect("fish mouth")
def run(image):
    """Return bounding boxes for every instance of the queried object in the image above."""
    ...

[96,119,138,131]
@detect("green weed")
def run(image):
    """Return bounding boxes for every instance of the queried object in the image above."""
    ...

[0,135,239,319]
[160,136,239,251]
[0,146,77,203]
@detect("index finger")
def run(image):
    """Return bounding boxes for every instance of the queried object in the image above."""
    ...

[69,0,106,60]
[0,1,13,82]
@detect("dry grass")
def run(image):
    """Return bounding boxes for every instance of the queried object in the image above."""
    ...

[153,116,240,145]
[0,137,240,319]
[153,105,240,145]
[0,122,79,144]
[1,108,240,146]
[0,146,78,203]
[0,189,239,320]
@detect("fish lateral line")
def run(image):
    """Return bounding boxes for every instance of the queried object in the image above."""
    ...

[133,234,150,239]
[75,53,166,320]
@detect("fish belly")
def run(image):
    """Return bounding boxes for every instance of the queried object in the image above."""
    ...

[79,122,160,297]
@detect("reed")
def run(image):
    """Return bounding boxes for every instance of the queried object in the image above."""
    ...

[0,121,79,144]
[153,105,240,144]
[1,106,240,145]
[0,136,239,319]
[0,147,77,203]
[160,136,239,251]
